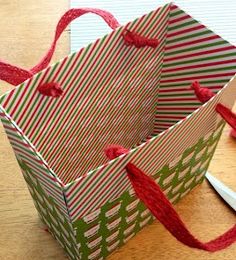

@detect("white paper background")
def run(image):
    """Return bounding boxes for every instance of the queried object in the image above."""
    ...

[70,0,236,52]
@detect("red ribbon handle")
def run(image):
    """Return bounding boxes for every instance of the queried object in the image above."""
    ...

[191,81,236,132]
[0,8,120,86]
[105,145,236,252]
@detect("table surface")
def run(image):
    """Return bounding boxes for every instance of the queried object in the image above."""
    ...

[0,1,235,260]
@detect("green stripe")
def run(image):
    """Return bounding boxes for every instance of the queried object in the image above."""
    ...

[160,79,229,88]
[169,20,197,31]
[159,93,193,97]
[19,62,60,128]
[162,65,236,78]
[31,43,94,144]
[170,9,184,17]
[28,54,77,137]
[165,40,227,56]
[6,73,41,113]
[166,30,211,44]
[163,52,236,68]
[157,102,200,106]
[156,111,191,115]
[12,142,36,156]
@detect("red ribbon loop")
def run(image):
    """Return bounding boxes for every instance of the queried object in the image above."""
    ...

[122,29,159,48]
[37,82,63,97]
[191,80,215,103]
[105,144,236,252]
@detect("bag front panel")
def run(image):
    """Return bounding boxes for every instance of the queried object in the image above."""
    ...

[71,123,224,260]
[154,4,236,133]
[0,4,170,184]
[14,121,224,260]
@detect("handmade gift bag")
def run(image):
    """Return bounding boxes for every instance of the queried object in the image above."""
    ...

[0,3,236,260]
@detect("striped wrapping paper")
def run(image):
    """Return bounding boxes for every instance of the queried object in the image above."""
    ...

[1,3,236,259]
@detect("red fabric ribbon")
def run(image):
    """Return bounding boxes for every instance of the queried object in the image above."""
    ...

[0,8,120,86]
[216,103,236,131]
[37,82,63,97]
[191,81,236,132]
[122,29,159,48]
[105,144,236,252]
[191,80,215,103]
[230,128,236,139]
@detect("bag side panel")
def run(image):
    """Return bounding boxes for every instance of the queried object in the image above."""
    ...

[155,3,236,133]
[0,107,69,217]
[19,159,80,260]
[71,123,224,260]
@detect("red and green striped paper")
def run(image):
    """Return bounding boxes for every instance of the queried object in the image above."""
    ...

[1,3,236,259]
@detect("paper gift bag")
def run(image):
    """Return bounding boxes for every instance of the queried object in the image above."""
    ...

[0,3,236,259]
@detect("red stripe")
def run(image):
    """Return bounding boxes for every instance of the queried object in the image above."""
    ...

[8,136,30,148]
[28,49,84,140]
[162,58,236,73]
[165,35,220,51]
[2,86,16,108]
[156,107,199,111]
[170,4,178,11]
[157,123,177,127]
[17,68,51,129]
[10,78,33,116]
[169,14,190,24]
[30,172,62,197]
[160,72,236,83]
[159,86,221,92]
[14,147,43,164]
[163,46,235,62]
[33,39,101,146]
[155,115,185,120]
[158,97,198,102]
[25,56,69,136]
[167,25,205,38]
[22,157,62,185]
[4,125,19,132]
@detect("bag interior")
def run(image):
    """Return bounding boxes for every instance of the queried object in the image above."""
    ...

[1,4,236,185]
